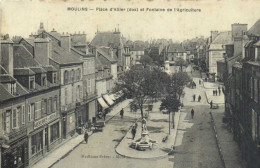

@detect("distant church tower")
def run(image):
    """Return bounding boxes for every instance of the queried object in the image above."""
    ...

[38,22,45,34]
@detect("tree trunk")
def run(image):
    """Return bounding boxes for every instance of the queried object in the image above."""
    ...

[172,112,175,129]
[139,105,144,119]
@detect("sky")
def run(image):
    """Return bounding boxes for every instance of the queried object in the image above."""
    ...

[1,0,260,42]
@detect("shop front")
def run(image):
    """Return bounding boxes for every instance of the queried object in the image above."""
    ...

[28,113,61,166]
[62,110,76,139]
[1,127,28,168]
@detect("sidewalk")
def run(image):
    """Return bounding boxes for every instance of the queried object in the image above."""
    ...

[205,90,225,104]
[211,107,244,168]
[32,99,131,168]
[115,101,181,159]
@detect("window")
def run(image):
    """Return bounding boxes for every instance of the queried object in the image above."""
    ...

[48,98,52,114]
[50,122,59,143]
[35,102,41,120]
[53,73,57,84]
[22,106,25,124]
[41,100,47,114]
[87,79,91,93]
[53,96,57,112]
[254,79,258,103]
[42,76,46,86]
[64,71,69,84]
[3,112,6,132]
[29,77,35,90]
[4,110,11,133]
[31,131,43,155]
[71,69,75,82]
[65,88,68,105]
[28,105,32,122]
[78,68,81,80]
[12,109,17,129]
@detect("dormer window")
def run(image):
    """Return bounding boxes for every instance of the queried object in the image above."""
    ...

[42,76,46,86]
[29,76,35,90]
[10,83,16,95]
[53,73,57,84]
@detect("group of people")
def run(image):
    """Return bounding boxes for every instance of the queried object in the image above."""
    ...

[193,94,202,102]
[213,86,222,96]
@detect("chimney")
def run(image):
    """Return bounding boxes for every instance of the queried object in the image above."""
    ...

[34,37,51,66]
[211,31,219,42]
[60,33,71,52]
[1,35,14,76]
[232,23,248,57]
[37,22,45,34]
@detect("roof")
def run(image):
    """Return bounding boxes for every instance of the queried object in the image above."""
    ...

[95,57,104,70]
[168,43,185,53]
[90,32,124,48]
[13,45,40,68]
[0,75,16,83]
[253,40,260,46]
[51,44,83,65]
[130,45,145,51]
[30,67,47,74]
[43,66,57,72]
[22,38,35,46]
[209,31,232,50]
[0,84,15,102]
[248,19,260,36]
[97,47,117,63]
[14,68,35,76]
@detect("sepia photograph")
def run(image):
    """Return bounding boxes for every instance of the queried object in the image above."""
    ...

[1,0,260,167]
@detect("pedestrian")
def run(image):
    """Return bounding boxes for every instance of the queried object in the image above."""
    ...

[219,89,221,96]
[84,131,89,144]
[103,110,107,121]
[218,86,221,92]
[199,79,201,85]
[198,95,201,102]
[120,108,124,118]
[131,126,136,140]
[193,94,196,102]
[194,82,196,89]
[134,122,138,129]
[210,101,213,109]
[191,108,195,119]
[213,90,215,96]
[215,89,218,96]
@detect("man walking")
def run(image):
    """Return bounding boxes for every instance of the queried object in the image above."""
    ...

[191,108,195,119]
[131,126,136,140]
[120,108,124,118]
[84,131,89,144]
[198,95,201,102]
[193,94,196,102]
[210,101,213,109]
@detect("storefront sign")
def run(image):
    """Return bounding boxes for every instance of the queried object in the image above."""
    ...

[34,113,56,129]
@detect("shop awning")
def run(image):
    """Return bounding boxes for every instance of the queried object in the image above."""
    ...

[97,97,109,109]
[103,94,115,106]
[109,94,117,101]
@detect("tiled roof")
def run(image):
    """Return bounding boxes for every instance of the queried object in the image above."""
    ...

[51,44,83,65]
[0,75,16,83]
[211,31,233,44]
[14,68,35,76]
[168,43,185,53]
[13,45,40,68]
[90,32,123,48]
[248,19,260,36]
[30,67,47,74]
[43,66,57,72]
[0,84,15,101]
[97,47,117,63]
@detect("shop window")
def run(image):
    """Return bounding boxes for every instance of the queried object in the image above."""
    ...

[31,131,43,155]
[50,122,60,143]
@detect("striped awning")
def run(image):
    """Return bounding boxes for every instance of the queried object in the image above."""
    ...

[97,97,109,109]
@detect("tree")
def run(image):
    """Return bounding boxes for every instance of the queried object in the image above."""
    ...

[175,58,187,72]
[171,71,192,99]
[115,66,161,119]
[139,55,153,68]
